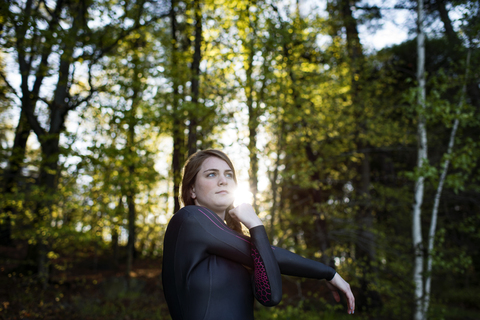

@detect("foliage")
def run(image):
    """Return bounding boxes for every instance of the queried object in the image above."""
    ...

[0,0,479,319]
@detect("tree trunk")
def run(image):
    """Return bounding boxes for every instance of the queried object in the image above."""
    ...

[246,45,259,212]
[269,121,284,241]
[125,35,145,283]
[126,114,137,283]
[112,195,123,269]
[112,227,119,269]
[6,0,59,251]
[126,192,136,283]
[243,3,259,212]
[170,0,185,214]
[32,5,83,286]
[435,0,458,45]
[413,0,427,318]
[339,0,381,310]
[125,128,137,283]
[187,0,202,157]
[36,134,62,289]
[17,0,84,286]
[0,111,31,245]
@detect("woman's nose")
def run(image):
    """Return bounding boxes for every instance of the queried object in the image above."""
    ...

[218,174,228,185]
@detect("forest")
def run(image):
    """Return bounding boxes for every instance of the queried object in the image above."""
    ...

[0,0,479,319]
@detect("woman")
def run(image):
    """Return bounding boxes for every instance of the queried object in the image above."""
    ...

[162,149,355,320]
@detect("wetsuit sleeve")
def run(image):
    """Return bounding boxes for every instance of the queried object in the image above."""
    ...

[272,246,337,281]
[185,206,282,306]
[249,226,282,306]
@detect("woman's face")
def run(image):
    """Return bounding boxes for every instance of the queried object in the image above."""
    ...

[191,156,237,216]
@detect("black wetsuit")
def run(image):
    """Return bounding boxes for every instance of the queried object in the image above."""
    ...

[162,205,336,320]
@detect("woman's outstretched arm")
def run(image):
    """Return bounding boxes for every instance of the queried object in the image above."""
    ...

[228,203,354,313]
[272,245,355,314]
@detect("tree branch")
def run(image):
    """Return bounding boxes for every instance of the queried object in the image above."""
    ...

[0,71,20,98]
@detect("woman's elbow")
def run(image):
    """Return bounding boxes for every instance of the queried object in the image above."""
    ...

[270,290,283,306]
[257,288,282,307]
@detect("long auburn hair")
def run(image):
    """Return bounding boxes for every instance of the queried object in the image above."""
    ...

[180,149,242,233]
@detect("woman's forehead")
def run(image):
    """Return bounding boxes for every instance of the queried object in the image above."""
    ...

[200,156,232,171]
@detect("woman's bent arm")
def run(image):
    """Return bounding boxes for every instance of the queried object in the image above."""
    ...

[172,206,283,306]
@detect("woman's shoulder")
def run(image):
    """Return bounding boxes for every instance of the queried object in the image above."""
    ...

[171,205,223,228]
[170,205,208,223]
[166,206,222,237]
[170,205,195,221]
[165,206,199,235]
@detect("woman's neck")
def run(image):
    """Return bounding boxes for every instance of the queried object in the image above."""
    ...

[195,203,225,221]
[214,210,225,221]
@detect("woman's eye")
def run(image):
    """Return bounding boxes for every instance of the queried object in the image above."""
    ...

[207,173,216,177]
[226,173,233,178]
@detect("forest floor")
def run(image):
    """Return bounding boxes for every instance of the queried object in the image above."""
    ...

[0,239,356,320]
[1,240,480,320]
[0,240,172,320]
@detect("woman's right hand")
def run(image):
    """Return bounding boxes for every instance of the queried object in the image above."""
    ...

[228,203,263,229]
[327,273,355,314]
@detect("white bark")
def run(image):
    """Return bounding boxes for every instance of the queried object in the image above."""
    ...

[423,49,471,317]
[413,0,427,319]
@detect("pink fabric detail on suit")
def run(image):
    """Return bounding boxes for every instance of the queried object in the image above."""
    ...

[251,248,271,303]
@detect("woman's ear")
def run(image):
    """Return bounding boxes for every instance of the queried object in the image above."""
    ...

[190,187,196,200]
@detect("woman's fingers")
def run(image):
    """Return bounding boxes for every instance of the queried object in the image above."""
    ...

[228,203,262,229]
[347,292,355,314]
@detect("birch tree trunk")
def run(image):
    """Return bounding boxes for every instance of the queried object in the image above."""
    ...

[423,49,471,317]
[413,0,427,318]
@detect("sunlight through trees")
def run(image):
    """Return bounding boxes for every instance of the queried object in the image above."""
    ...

[1,0,479,319]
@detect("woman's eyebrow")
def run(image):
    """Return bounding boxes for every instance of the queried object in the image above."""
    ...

[203,168,233,173]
